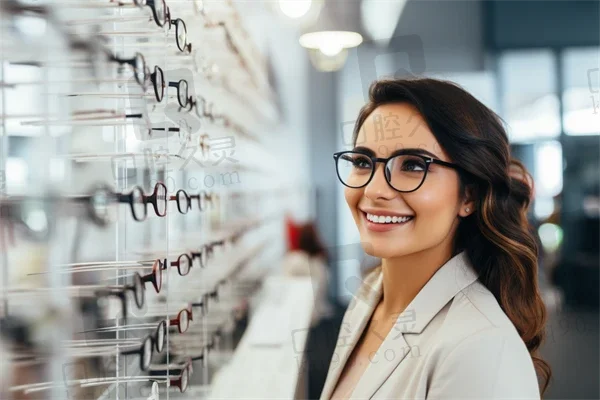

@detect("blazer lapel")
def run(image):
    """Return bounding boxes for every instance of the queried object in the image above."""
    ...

[319,269,384,400]
[349,251,479,400]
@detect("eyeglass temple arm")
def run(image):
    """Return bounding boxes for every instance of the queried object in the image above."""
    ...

[120,345,143,356]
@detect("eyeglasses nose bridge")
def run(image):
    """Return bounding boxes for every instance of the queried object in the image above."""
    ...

[370,158,392,183]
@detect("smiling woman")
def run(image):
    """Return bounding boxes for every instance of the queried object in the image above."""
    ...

[324,78,550,400]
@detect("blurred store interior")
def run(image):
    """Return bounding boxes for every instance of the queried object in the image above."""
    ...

[0,0,598,399]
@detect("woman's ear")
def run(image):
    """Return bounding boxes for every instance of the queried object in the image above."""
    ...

[459,184,476,217]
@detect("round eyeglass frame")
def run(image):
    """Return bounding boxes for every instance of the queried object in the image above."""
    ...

[171,189,191,214]
[134,0,166,27]
[332,150,462,193]
[172,18,188,52]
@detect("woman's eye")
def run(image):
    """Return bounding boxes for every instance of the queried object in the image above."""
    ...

[401,159,425,172]
[354,158,370,168]
[342,155,371,169]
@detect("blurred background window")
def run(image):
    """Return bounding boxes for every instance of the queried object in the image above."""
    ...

[498,49,561,143]
[561,47,600,136]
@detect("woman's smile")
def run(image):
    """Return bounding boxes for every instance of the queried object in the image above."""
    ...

[360,210,415,233]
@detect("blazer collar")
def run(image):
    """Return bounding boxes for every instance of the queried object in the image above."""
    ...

[398,250,479,334]
[320,250,479,400]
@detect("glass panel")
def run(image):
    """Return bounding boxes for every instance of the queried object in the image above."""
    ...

[561,47,600,136]
[533,140,563,220]
[499,49,560,143]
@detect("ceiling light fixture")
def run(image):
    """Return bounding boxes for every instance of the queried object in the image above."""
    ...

[298,1,363,72]
[278,0,313,19]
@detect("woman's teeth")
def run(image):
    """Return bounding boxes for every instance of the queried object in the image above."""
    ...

[366,213,413,224]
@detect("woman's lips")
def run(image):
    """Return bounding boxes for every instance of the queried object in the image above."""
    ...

[361,212,414,232]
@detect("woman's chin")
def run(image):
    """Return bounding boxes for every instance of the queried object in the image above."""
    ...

[360,238,410,259]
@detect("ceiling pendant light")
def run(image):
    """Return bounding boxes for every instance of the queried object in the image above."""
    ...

[298,0,363,72]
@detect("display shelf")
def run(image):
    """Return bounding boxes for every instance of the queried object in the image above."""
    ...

[0,1,286,399]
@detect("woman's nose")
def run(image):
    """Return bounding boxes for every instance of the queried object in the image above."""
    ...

[364,163,397,200]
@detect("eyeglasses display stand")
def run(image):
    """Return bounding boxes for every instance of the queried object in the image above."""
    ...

[0,1,295,399]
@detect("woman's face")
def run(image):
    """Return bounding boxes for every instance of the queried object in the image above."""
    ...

[344,102,473,259]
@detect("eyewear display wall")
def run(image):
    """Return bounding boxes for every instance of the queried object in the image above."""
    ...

[0,1,282,400]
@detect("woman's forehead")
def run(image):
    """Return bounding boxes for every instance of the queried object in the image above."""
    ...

[356,103,446,159]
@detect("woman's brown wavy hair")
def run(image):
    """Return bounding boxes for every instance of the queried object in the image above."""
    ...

[353,78,551,395]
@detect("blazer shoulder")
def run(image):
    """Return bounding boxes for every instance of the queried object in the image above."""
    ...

[427,281,540,398]
[442,279,524,339]
[432,279,535,373]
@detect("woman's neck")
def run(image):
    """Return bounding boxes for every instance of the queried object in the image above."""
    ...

[379,246,455,317]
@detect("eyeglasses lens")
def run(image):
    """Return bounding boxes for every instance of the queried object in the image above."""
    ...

[134,273,145,308]
[157,322,166,352]
[177,190,189,214]
[155,183,167,216]
[178,254,191,275]
[155,66,164,102]
[176,20,187,51]
[200,247,208,269]
[181,367,189,392]
[155,0,166,26]
[134,53,146,86]
[179,310,189,332]
[386,155,427,191]
[91,188,115,224]
[178,80,189,107]
[154,263,162,292]
[131,187,147,221]
[142,337,152,370]
[198,192,206,211]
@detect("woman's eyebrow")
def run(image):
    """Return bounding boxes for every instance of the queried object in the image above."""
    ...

[352,146,375,155]
[390,148,440,159]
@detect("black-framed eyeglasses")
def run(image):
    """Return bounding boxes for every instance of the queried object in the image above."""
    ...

[95,272,145,319]
[169,79,189,107]
[119,335,153,371]
[169,18,189,53]
[158,254,193,276]
[146,65,188,107]
[188,96,220,122]
[147,65,164,102]
[135,0,167,27]
[190,239,225,269]
[116,182,168,221]
[108,52,147,87]
[170,189,191,214]
[149,357,193,393]
[333,150,462,193]
[189,191,215,212]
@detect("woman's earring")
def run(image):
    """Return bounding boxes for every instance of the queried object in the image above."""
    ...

[465,207,470,213]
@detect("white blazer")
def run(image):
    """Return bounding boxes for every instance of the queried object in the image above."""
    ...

[319,251,541,400]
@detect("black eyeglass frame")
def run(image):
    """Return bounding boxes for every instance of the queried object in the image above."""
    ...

[135,0,167,27]
[171,18,188,52]
[120,335,153,371]
[169,189,192,214]
[168,80,189,108]
[107,52,147,87]
[333,150,462,193]
[95,272,145,320]
[157,253,193,276]
[116,182,168,222]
